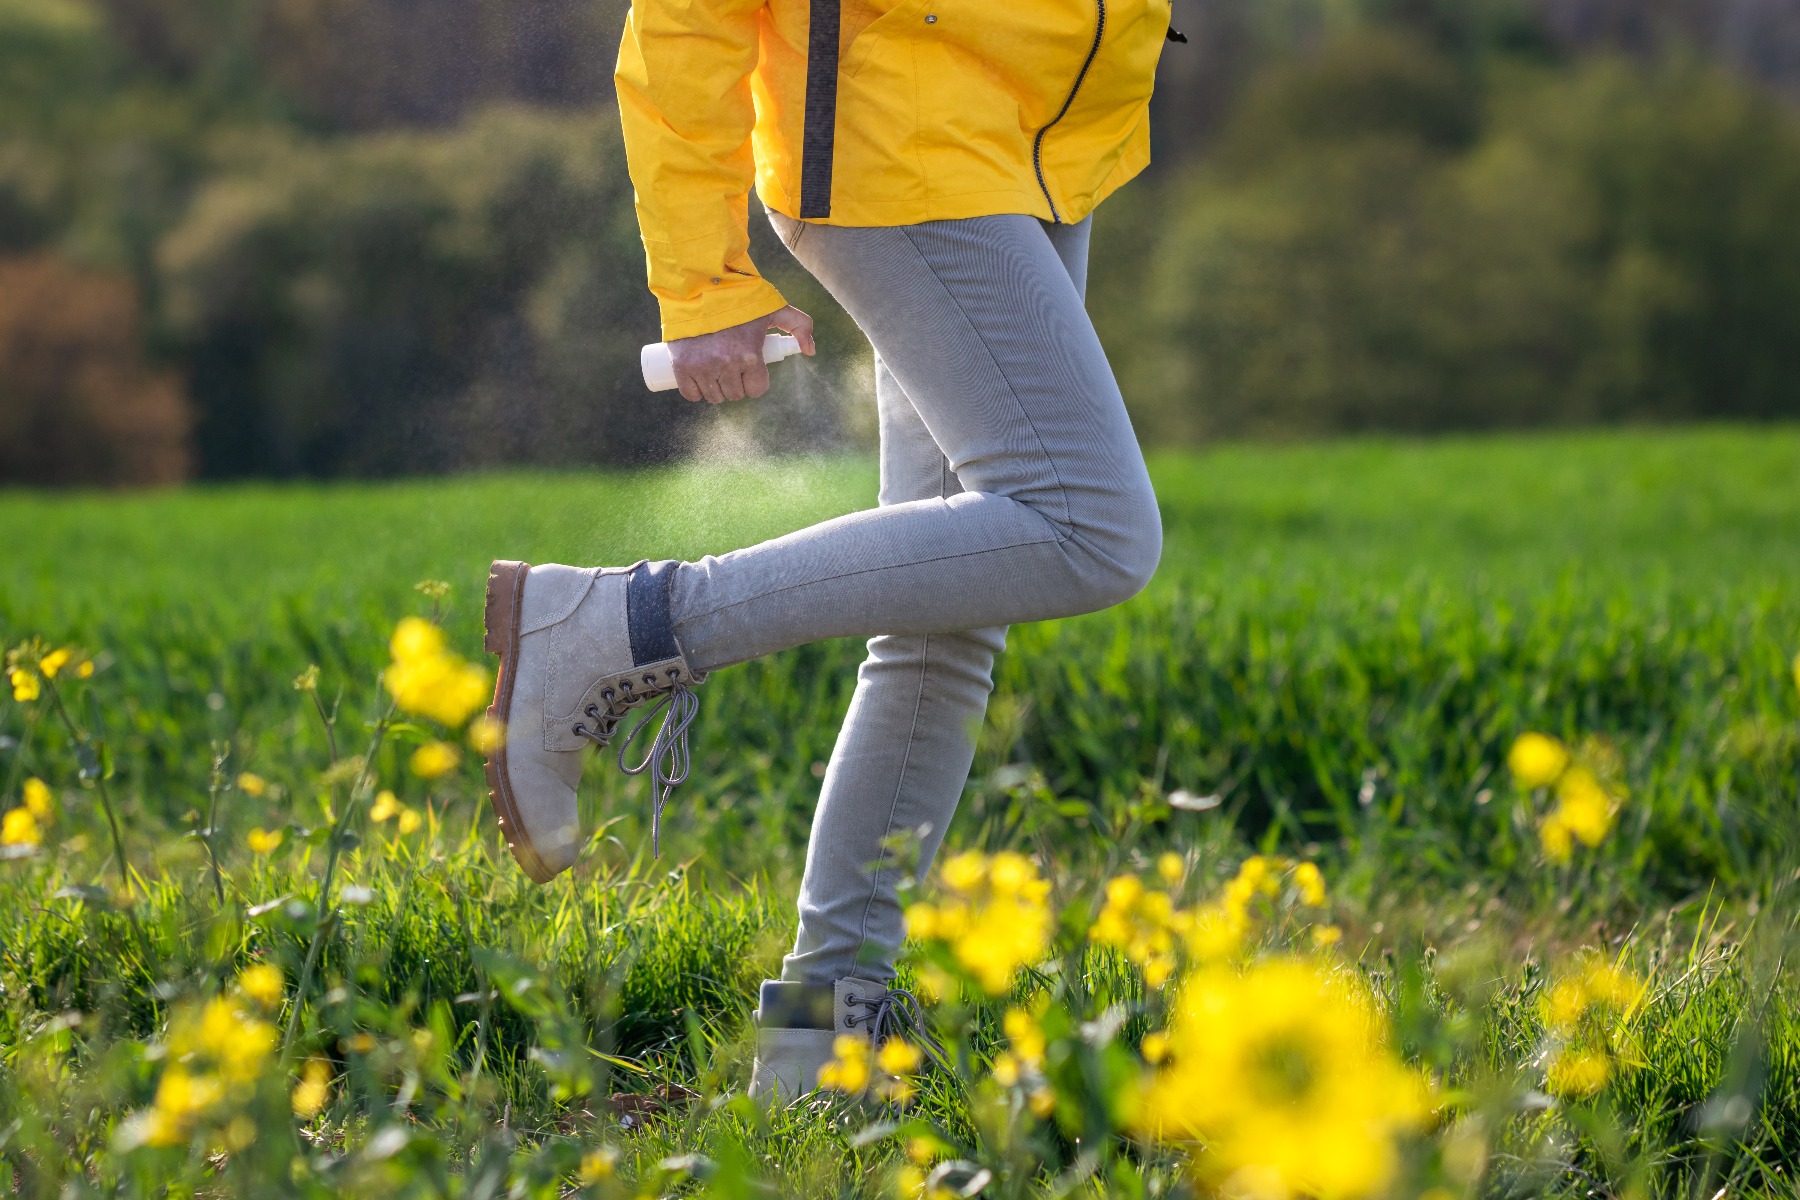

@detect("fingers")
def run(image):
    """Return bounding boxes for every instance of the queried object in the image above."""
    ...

[742,361,772,399]
[676,358,762,403]
[771,305,817,356]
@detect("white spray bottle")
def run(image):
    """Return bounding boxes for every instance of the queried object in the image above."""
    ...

[640,333,804,392]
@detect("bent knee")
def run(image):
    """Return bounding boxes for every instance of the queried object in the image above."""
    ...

[1065,491,1162,612]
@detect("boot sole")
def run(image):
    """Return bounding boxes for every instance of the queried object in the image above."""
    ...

[483,560,557,884]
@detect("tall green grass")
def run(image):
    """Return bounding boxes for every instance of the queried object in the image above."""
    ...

[2,428,1798,1197]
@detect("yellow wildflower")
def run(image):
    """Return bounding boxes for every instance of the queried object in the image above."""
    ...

[1141,1031,1171,1064]
[237,963,284,1010]
[1312,924,1343,949]
[292,1057,332,1117]
[1091,873,1181,987]
[1157,852,1185,885]
[235,772,268,798]
[1293,862,1327,908]
[1539,812,1573,864]
[410,740,460,779]
[1028,1086,1055,1118]
[145,1067,223,1145]
[1004,1008,1046,1065]
[397,807,423,835]
[817,1034,871,1093]
[904,903,938,941]
[22,778,53,822]
[467,714,506,754]
[38,647,71,678]
[369,790,401,822]
[1137,957,1429,1200]
[10,668,40,702]
[383,617,490,728]
[878,1038,923,1076]
[2,807,41,848]
[246,827,284,855]
[579,1146,618,1183]
[1554,768,1614,847]
[990,1051,1020,1087]
[76,660,93,679]
[940,850,986,894]
[1186,900,1250,963]
[915,851,1053,994]
[1546,1048,1611,1098]
[1509,733,1570,788]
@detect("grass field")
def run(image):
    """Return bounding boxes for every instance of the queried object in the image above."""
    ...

[1,427,1798,1198]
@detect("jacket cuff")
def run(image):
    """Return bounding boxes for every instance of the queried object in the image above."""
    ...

[657,279,788,342]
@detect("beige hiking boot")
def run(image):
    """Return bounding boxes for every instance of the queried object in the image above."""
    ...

[481,559,704,882]
[747,978,937,1105]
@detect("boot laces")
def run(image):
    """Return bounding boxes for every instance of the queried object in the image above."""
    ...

[570,667,699,857]
[844,985,944,1065]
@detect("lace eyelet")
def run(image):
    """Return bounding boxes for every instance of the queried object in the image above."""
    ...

[585,704,600,719]
[602,687,615,702]
[572,723,587,737]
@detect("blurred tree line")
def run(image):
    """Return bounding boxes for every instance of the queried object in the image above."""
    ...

[5,0,1800,484]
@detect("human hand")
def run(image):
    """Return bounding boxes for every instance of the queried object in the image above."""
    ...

[669,305,816,404]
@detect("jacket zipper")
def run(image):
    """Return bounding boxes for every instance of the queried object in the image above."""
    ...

[1032,0,1107,223]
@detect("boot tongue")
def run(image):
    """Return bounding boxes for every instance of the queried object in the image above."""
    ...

[626,560,682,665]
[757,981,835,1030]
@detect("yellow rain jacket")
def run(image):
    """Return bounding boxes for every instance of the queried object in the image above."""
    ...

[616,0,1174,339]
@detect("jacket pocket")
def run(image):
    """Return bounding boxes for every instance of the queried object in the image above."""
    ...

[842,0,933,79]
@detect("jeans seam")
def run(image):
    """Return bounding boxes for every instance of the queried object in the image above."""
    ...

[847,633,932,979]
[893,222,1075,533]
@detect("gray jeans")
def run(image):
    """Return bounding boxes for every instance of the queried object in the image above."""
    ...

[668,212,1162,985]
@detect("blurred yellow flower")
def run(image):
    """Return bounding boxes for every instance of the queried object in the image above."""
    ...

[878,1038,923,1075]
[1539,812,1574,864]
[238,963,284,1010]
[467,714,506,754]
[1141,1031,1171,1064]
[235,772,268,798]
[369,790,401,822]
[397,807,423,835]
[383,617,490,728]
[1137,957,1429,1200]
[818,1034,871,1093]
[579,1146,618,1183]
[913,851,1053,994]
[76,660,94,679]
[1157,851,1185,885]
[38,647,71,678]
[292,1057,332,1118]
[1312,924,1343,949]
[121,994,281,1147]
[410,740,461,779]
[10,668,40,702]
[1546,1047,1611,1098]
[1508,733,1569,789]
[1293,862,1327,908]
[1541,955,1643,1036]
[1092,873,1181,987]
[991,1051,1020,1087]
[1554,768,1614,847]
[1004,1008,1046,1065]
[246,827,284,854]
[22,778,53,822]
[2,807,41,848]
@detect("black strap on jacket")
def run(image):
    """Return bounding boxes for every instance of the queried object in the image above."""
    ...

[799,0,841,218]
